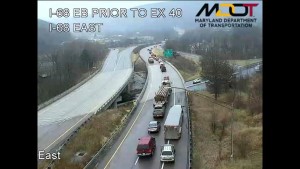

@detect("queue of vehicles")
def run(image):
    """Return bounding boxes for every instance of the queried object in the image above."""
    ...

[148,50,167,72]
[136,48,184,163]
[137,104,183,162]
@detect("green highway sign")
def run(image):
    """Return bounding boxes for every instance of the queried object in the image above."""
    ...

[164,49,173,58]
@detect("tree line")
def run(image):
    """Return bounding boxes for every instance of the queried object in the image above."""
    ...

[164,26,262,60]
[38,40,109,105]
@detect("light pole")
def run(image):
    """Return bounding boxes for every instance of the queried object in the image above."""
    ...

[230,74,237,160]
[230,102,234,160]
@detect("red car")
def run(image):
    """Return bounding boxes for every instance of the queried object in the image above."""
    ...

[136,136,156,156]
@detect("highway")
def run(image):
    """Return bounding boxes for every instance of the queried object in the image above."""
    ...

[96,45,189,169]
[38,46,136,153]
[102,48,133,72]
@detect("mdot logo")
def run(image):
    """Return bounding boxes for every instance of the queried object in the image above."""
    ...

[196,3,258,17]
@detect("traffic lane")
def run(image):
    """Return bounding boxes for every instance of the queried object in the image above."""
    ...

[136,90,183,169]
[104,99,160,169]
[98,45,188,169]
[161,60,188,169]
[135,91,187,169]
[102,49,119,72]
[96,63,160,169]
[115,46,136,70]
[130,47,189,169]
[97,47,166,169]
[99,63,163,169]
[102,83,181,169]
[38,69,132,126]
[140,47,154,64]
[38,47,135,153]
[94,98,149,169]
[38,114,87,152]
[163,91,188,169]
[38,69,133,152]
[185,80,207,91]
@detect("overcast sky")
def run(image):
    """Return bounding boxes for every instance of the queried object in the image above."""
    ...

[38,1,165,21]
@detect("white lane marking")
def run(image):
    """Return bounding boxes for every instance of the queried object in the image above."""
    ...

[43,112,90,151]
[161,162,165,169]
[174,88,176,105]
[104,82,152,169]
[43,95,105,151]
[134,157,139,165]
[167,140,169,144]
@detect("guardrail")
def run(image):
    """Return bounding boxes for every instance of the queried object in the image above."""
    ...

[45,70,133,169]
[165,61,193,169]
[45,57,134,169]
[242,61,262,69]
[38,50,111,111]
[84,51,149,169]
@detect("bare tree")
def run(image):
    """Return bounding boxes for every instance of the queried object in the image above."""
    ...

[38,40,109,105]
[211,110,217,134]
[201,49,234,100]
[248,75,262,115]
[80,49,91,71]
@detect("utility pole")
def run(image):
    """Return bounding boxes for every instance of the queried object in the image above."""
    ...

[230,102,234,160]
[230,74,236,161]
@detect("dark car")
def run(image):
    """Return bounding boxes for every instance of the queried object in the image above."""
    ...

[160,65,166,72]
[148,121,161,133]
[136,136,156,156]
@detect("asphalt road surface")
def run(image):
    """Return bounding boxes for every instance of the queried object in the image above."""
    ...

[38,46,136,153]
[96,45,189,169]
[185,80,207,91]
[102,48,134,72]
[177,51,201,63]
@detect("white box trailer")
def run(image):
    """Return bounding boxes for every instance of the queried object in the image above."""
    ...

[164,105,183,140]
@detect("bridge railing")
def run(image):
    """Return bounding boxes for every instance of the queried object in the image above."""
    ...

[44,54,134,169]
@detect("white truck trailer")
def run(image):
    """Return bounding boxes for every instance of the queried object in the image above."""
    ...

[164,105,184,140]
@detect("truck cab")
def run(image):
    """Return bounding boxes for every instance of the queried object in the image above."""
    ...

[160,144,175,162]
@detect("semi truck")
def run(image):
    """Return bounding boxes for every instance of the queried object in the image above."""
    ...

[153,86,171,118]
[164,105,184,140]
